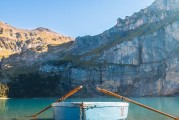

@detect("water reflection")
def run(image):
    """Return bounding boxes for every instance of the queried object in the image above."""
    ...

[0,99,8,120]
[0,99,8,113]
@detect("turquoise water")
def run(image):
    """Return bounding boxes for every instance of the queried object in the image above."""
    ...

[0,97,179,120]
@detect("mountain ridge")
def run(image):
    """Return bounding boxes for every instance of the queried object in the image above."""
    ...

[0,21,73,58]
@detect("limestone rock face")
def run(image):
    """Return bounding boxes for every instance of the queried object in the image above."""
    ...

[63,0,179,96]
[151,0,179,11]
[1,0,179,97]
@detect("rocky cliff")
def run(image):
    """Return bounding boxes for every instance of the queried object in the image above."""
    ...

[0,22,74,97]
[1,0,179,97]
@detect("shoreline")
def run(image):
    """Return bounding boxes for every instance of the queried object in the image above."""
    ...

[0,96,179,99]
[0,97,9,99]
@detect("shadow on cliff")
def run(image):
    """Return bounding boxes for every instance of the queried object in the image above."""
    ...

[1,41,74,71]
[5,40,74,62]
[0,41,76,98]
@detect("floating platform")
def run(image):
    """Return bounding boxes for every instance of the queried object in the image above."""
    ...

[52,102,129,120]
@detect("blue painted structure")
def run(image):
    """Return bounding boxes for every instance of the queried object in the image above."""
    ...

[52,102,129,120]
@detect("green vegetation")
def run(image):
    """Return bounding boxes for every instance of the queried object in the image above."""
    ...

[0,83,8,98]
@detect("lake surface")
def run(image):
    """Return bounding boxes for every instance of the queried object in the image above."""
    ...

[0,97,179,120]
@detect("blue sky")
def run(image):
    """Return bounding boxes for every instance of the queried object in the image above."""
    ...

[0,0,154,38]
